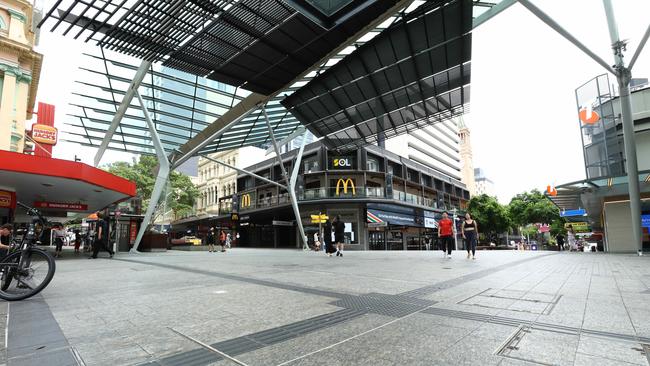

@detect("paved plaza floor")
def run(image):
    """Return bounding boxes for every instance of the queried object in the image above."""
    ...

[3,248,650,366]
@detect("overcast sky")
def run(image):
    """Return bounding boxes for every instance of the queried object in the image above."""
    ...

[34,0,650,203]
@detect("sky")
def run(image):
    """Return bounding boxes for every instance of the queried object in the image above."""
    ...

[33,0,650,203]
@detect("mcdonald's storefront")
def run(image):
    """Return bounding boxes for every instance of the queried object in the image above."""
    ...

[205,141,469,250]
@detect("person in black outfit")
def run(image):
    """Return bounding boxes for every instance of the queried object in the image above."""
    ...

[334,215,346,257]
[556,233,565,251]
[324,219,335,257]
[90,212,114,259]
[206,227,216,252]
[0,223,13,257]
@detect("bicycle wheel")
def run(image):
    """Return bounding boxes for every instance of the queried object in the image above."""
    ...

[0,248,56,301]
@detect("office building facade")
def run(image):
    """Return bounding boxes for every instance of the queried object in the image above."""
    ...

[0,0,42,153]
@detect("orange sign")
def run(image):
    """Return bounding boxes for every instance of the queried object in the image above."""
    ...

[546,185,557,196]
[0,190,14,208]
[578,108,600,124]
[31,124,58,145]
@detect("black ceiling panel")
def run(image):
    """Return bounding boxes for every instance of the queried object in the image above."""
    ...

[282,0,472,151]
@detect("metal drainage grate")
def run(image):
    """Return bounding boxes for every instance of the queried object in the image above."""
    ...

[331,295,435,318]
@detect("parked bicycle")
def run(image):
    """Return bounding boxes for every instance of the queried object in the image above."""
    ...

[0,202,56,301]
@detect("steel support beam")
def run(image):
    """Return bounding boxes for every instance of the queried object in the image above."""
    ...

[200,154,287,189]
[265,126,306,156]
[263,109,308,250]
[171,92,266,169]
[517,0,617,76]
[472,0,517,29]
[169,0,413,168]
[131,90,170,253]
[629,23,650,71]
[263,107,290,185]
[289,130,310,250]
[94,59,151,167]
[603,0,643,255]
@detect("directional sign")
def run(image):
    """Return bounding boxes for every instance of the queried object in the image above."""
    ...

[560,209,586,217]
[310,214,329,224]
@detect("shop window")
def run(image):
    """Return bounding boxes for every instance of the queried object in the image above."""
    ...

[303,157,320,173]
[366,157,380,172]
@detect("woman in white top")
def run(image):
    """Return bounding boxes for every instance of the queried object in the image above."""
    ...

[567,224,577,251]
[53,225,67,258]
[313,231,321,251]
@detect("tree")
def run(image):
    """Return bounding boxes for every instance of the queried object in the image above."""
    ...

[507,189,560,228]
[467,194,511,243]
[105,156,199,222]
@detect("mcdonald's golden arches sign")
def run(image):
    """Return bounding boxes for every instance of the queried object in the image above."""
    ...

[335,178,356,196]
[241,193,252,208]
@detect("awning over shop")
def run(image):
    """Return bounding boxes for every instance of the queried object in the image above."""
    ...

[547,170,650,230]
[0,150,136,217]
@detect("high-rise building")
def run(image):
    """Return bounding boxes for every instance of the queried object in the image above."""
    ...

[384,119,463,182]
[474,168,495,197]
[0,0,42,152]
[457,117,476,196]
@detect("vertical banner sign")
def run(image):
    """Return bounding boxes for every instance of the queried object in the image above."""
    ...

[385,173,393,199]
[129,220,138,245]
[231,193,239,213]
[33,102,56,158]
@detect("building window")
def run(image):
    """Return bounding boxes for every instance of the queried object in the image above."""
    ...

[366,157,380,172]
[303,156,319,173]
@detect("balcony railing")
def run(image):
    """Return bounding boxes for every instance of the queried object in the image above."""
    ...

[217,188,461,215]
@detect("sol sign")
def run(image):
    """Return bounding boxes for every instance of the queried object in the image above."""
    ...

[31,124,58,145]
[332,158,352,168]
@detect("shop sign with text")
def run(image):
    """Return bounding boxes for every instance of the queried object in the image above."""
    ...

[33,201,88,211]
[31,124,58,145]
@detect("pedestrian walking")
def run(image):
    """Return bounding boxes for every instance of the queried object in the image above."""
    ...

[324,218,335,257]
[334,215,345,257]
[438,212,454,258]
[567,225,577,251]
[313,231,321,251]
[556,233,565,251]
[74,229,81,253]
[207,227,216,252]
[90,212,114,259]
[225,232,232,249]
[461,212,479,260]
[53,224,67,258]
[219,229,227,252]
[424,236,431,251]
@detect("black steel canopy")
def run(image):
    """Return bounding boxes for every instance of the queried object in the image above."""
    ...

[281,0,472,151]
[40,0,404,95]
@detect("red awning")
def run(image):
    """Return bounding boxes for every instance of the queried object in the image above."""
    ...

[0,151,136,213]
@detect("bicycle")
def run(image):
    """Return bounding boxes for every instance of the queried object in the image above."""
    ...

[0,202,56,301]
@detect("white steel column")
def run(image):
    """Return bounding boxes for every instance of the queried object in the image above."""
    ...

[603,0,643,255]
[131,90,170,253]
[263,108,309,250]
[516,0,649,255]
[289,130,310,250]
[94,60,152,167]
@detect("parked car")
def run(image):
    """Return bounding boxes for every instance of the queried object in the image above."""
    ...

[170,236,202,245]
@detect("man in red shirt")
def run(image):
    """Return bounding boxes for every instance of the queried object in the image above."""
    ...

[438,212,454,258]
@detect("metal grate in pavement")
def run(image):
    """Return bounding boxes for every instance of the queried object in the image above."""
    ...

[141,309,365,366]
[422,307,650,344]
[331,294,436,318]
